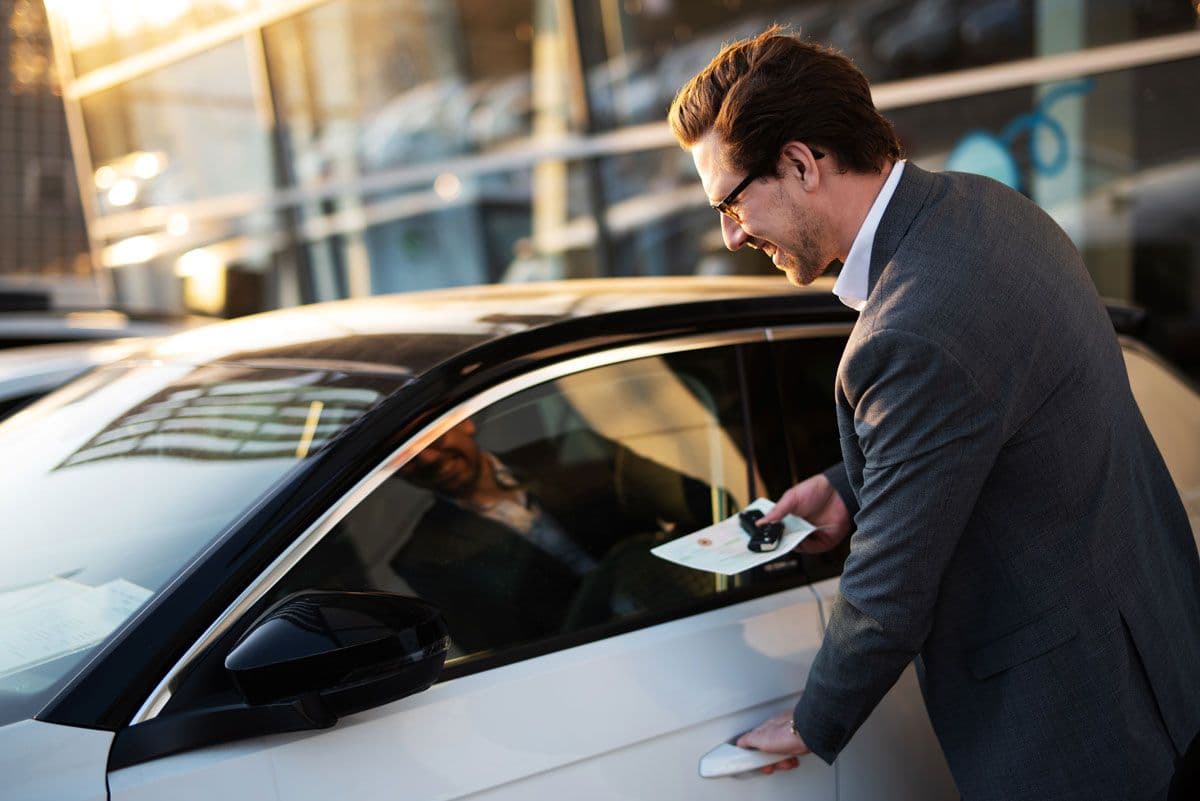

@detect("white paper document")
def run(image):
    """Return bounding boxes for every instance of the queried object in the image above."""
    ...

[651,497,817,575]
[0,578,152,679]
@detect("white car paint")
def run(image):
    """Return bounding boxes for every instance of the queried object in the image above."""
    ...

[0,338,148,408]
[111,588,836,801]
[108,581,957,801]
[0,719,111,801]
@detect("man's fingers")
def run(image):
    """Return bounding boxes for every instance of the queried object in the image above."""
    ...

[759,499,794,523]
[735,727,773,750]
[759,757,800,774]
[758,508,781,523]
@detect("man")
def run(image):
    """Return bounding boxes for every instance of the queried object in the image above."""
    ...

[668,27,1200,801]
[391,418,716,653]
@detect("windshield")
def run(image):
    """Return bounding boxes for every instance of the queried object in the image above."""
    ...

[0,359,409,725]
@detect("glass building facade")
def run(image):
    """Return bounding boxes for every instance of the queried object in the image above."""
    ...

[2,0,90,281]
[44,0,1200,375]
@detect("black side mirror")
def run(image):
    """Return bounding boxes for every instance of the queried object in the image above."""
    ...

[226,590,449,717]
[110,591,448,770]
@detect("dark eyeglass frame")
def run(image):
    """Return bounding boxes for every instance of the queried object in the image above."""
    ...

[711,148,825,220]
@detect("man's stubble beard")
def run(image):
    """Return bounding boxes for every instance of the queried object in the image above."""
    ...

[774,205,833,286]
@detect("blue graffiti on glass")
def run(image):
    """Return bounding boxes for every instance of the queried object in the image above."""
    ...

[945,79,1094,191]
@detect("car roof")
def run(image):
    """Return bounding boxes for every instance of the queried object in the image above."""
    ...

[143,276,840,377]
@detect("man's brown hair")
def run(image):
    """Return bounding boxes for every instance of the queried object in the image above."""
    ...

[668,26,902,177]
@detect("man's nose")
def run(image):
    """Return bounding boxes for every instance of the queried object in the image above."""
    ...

[721,214,749,251]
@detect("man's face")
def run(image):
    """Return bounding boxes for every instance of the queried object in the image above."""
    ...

[691,131,835,286]
[400,419,484,497]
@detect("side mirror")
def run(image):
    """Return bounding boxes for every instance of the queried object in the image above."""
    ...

[226,590,450,717]
[110,591,448,770]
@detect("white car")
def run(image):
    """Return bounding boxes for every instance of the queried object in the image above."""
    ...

[2,277,1195,801]
[0,339,152,420]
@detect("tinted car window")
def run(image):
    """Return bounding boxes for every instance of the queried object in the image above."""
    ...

[272,345,761,665]
[769,335,846,479]
[768,334,852,583]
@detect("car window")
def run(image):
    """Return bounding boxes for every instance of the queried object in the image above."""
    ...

[769,335,846,479]
[269,345,762,666]
[767,334,852,583]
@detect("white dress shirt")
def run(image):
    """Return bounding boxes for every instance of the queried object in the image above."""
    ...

[832,160,906,311]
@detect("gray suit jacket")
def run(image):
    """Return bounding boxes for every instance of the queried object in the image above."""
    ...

[795,163,1200,801]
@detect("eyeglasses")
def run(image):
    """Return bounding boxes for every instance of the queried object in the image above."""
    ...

[710,148,825,222]
[710,172,760,221]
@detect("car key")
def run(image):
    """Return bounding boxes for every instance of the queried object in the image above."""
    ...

[738,508,783,552]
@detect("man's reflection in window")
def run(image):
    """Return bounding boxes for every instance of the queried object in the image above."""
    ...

[390,418,721,655]
[399,419,597,575]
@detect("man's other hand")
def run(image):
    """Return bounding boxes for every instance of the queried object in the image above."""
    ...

[735,712,811,774]
[759,472,851,553]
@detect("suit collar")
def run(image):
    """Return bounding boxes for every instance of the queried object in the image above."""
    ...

[866,162,938,298]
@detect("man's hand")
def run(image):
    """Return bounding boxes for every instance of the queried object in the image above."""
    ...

[759,472,852,553]
[735,712,811,774]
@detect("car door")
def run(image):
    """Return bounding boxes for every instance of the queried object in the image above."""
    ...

[107,335,836,801]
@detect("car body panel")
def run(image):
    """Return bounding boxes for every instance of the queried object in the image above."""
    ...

[0,720,110,801]
[1123,343,1200,546]
[111,588,835,800]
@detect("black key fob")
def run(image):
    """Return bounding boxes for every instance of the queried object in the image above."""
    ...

[738,509,764,535]
[748,522,783,552]
[739,509,783,552]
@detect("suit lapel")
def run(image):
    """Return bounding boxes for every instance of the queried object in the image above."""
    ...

[867,162,939,298]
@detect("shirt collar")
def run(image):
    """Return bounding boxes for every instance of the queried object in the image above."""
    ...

[833,160,905,311]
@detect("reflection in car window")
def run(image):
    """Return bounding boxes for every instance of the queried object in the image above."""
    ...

[0,362,407,727]
[273,347,757,664]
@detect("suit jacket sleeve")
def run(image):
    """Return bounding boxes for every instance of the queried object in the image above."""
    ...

[794,328,1004,762]
[822,462,860,518]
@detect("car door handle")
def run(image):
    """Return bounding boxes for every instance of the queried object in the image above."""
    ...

[698,738,793,778]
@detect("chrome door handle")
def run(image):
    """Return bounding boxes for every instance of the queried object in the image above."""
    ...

[698,738,794,778]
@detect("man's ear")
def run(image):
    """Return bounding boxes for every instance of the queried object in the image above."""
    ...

[779,141,821,189]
